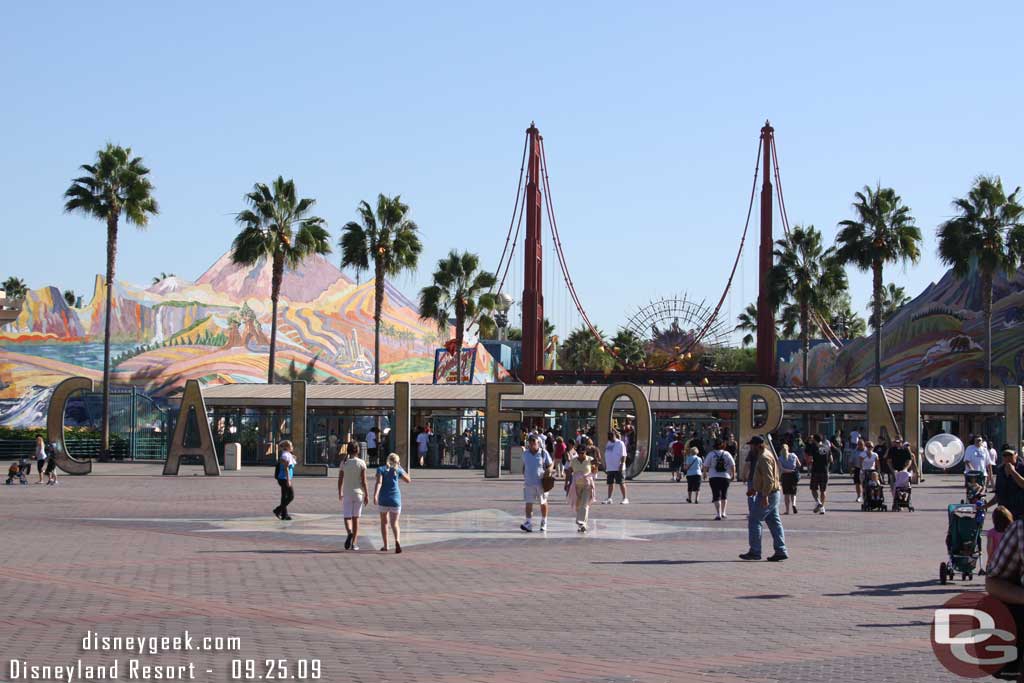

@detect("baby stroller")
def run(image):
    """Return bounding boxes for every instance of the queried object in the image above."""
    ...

[964,469,986,496]
[862,479,886,511]
[891,486,914,511]
[940,503,984,583]
[4,460,28,485]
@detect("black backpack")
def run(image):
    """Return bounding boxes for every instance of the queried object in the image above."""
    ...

[714,451,728,473]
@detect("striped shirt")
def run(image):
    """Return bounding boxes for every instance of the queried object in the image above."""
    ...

[988,519,1024,578]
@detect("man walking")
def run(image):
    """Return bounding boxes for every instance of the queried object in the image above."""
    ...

[740,436,788,562]
[521,434,553,532]
[806,434,833,514]
[602,430,630,504]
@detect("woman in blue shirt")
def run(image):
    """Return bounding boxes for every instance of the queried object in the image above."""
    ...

[374,452,411,553]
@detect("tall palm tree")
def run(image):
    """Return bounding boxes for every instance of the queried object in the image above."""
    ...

[835,184,922,384]
[769,225,847,386]
[2,277,28,298]
[938,175,1024,387]
[868,282,911,332]
[231,176,330,384]
[340,194,423,383]
[64,144,158,453]
[418,251,497,383]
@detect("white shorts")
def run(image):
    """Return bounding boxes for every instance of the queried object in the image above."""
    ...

[523,484,548,504]
[342,497,364,518]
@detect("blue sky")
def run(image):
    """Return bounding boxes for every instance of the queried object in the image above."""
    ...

[2,1,1022,342]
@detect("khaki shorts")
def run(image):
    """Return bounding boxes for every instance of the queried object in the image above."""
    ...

[523,484,548,504]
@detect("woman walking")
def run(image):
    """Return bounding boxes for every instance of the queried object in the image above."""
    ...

[338,440,369,550]
[374,452,411,553]
[33,436,47,484]
[273,440,296,520]
[568,445,598,532]
[777,444,800,514]
[684,447,704,503]
[705,440,736,520]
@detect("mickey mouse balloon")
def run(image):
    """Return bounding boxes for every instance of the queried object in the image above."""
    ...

[924,433,965,470]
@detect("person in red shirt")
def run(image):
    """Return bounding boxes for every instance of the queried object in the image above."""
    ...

[554,436,568,479]
[670,433,687,483]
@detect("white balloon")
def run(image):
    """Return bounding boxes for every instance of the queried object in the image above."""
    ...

[924,433,965,470]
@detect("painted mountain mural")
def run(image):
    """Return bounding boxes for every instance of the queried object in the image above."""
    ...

[779,262,1024,387]
[0,251,486,426]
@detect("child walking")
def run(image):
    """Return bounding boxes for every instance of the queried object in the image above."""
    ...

[374,453,411,553]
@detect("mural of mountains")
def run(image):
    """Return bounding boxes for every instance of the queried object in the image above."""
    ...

[0,250,508,415]
[782,263,1024,387]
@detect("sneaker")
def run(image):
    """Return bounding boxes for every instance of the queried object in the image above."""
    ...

[351,545,359,551]
[273,508,283,520]
[766,553,789,562]
[281,514,293,520]
[819,507,826,515]
[602,498,613,505]
[539,521,548,532]
[792,507,797,514]
[738,552,762,561]
[856,497,863,503]
[344,533,352,550]
[577,523,585,533]
[395,542,402,554]
[620,498,630,505]
[520,522,533,533]
[813,504,822,514]
[714,515,722,521]
[722,513,728,519]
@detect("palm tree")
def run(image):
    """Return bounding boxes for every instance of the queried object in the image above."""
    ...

[152,272,174,285]
[938,175,1024,387]
[735,303,758,347]
[418,251,497,383]
[2,277,27,299]
[868,283,911,332]
[64,144,158,453]
[835,184,922,384]
[824,291,867,340]
[558,326,613,372]
[340,194,423,383]
[231,176,330,384]
[611,328,647,366]
[769,225,847,386]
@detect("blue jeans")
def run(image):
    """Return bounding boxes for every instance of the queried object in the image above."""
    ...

[747,490,787,557]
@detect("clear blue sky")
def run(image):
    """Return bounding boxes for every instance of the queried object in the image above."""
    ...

[3,1,1022,342]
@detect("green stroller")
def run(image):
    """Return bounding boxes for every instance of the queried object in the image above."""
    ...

[940,502,984,584]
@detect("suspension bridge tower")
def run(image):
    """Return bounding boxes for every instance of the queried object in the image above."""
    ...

[756,121,778,385]
[520,123,545,383]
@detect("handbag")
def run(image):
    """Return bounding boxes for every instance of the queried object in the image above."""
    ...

[542,472,556,492]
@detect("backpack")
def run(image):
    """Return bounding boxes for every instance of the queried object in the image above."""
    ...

[714,451,728,473]
[44,443,55,457]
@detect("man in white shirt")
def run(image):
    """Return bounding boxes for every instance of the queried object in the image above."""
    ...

[964,436,989,488]
[602,431,630,504]
[366,427,378,465]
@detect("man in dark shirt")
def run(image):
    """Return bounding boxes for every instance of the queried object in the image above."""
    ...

[993,450,1024,520]
[888,439,919,483]
[804,434,833,514]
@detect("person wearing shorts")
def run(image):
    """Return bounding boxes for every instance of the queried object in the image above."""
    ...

[374,452,410,553]
[705,440,735,521]
[521,434,553,532]
[338,440,369,550]
[603,431,629,504]
[273,441,296,520]
[776,444,800,514]
[684,447,704,503]
[669,434,686,482]
[805,435,833,514]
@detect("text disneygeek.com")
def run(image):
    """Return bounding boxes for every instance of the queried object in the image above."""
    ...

[6,631,322,681]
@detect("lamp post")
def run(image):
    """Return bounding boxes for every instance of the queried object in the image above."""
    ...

[495,293,514,341]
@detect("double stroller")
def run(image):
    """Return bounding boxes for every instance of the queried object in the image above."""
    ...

[940,501,985,583]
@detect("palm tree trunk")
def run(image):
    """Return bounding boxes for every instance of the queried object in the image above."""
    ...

[373,258,385,384]
[101,213,118,453]
[268,254,284,384]
[800,304,810,387]
[983,270,993,388]
[873,262,883,385]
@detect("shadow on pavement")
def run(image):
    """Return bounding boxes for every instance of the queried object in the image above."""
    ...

[591,559,738,565]
[199,549,346,555]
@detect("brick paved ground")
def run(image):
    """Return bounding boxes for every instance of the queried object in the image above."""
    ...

[0,466,992,682]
